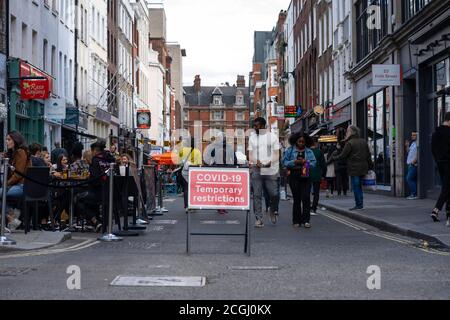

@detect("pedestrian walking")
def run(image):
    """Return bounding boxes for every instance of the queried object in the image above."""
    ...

[310,137,326,216]
[325,144,337,198]
[431,112,450,225]
[283,132,317,228]
[332,126,372,211]
[248,117,281,227]
[332,141,349,196]
[204,134,237,215]
[405,132,418,200]
[179,138,202,213]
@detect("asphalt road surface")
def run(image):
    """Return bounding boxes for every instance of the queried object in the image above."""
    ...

[1,195,450,300]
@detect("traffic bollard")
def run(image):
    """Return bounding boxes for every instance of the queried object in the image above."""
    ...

[98,163,123,242]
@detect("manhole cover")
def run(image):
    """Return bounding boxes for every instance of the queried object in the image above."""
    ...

[110,276,206,287]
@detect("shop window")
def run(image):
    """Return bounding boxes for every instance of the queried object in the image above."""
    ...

[364,89,391,186]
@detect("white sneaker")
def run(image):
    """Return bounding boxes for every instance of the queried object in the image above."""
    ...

[406,196,418,200]
[9,218,21,231]
[310,210,318,216]
[4,226,11,234]
[254,219,264,228]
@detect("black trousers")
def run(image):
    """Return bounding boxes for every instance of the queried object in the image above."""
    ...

[289,176,311,224]
[435,163,450,212]
[336,171,349,195]
[326,177,335,194]
[311,181,321,212]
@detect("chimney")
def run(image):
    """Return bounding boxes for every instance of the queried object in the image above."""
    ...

[194,75,201,92]
[236,75,245,88]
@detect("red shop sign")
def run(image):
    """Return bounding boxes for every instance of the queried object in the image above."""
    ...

[19,60,52,100]
[20,79,50,100]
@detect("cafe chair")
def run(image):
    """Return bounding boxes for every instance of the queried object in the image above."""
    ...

[23,167,54,234]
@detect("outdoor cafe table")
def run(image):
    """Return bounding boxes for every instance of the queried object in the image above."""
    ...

[51,176,90,232]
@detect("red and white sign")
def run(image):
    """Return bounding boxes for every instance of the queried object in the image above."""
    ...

[188,167,250,210]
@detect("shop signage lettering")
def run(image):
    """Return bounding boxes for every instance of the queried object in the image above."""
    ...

[372,65,401,86]
[20,79,50,100]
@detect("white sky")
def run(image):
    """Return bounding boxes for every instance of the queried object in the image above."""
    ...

[159,0,291,87]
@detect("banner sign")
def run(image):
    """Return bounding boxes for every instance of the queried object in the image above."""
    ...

[19,60,53,98]
[45,98,66,120]
[20,79,50,100]
[188,167,250,210]
[137,109,151,129]
[65,107,79,125]
[372,64,401,86]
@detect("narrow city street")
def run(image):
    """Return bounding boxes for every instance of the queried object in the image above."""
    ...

[1,195,450,300]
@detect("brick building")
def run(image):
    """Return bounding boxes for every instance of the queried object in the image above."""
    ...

[183,75,250,154]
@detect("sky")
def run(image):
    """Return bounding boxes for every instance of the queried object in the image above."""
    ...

[158,0,291,87]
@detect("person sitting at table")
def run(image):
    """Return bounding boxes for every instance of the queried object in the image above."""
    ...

[1,131,31,231]
[30,143,46,167]
[78,140,115,232]
[51,154,69,179]
[40,150,52,168]
[70,144,89,175]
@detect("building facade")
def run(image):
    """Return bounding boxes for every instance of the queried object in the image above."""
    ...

[348,0,450,197]
[0,0,7,149]
[183,75,250,155]
[9,0,75,150]
[167,43,186,133]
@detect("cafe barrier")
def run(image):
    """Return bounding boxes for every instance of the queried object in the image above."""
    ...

[0,159,17,246]
[186,166,251,256]
[98,163,123,242]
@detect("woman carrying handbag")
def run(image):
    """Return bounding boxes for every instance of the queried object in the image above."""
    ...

[282,132,317,229]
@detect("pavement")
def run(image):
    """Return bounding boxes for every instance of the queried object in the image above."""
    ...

[0,230,71,251]
[319,192,450,248]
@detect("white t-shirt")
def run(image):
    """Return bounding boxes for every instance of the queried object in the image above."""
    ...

[248,131,280,175]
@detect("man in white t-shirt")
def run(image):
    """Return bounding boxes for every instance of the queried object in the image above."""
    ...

[248,117,281,228]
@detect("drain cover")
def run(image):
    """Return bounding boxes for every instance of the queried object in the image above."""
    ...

[110,276,206,287]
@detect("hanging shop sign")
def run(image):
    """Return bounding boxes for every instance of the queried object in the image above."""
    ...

[45,98,66,120]
[285,105,302,118]
[20,79,50,100]
[276,105,285,120]
[372,64,402,86]
[137,109,151,129]
[19,60,52,99]
[65,107,79,125]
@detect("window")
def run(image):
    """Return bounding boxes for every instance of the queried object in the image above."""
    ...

[236,95,244,106]
[212,111,225,121]
[236,111,244,121]
[435,58,450,92]
[213,96,222,106]
[21,23,27,56]
[402,0,432,22]
[43,40,48,71]
[51,46,56,76]
[32,30,38,65]
[356,0,388,62]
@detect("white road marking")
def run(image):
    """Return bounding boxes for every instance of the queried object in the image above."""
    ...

[110,276,206,287]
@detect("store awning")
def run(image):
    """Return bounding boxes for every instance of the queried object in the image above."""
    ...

[62,125,97,140]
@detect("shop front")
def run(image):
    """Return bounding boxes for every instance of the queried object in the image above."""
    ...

[7,58,52,145]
